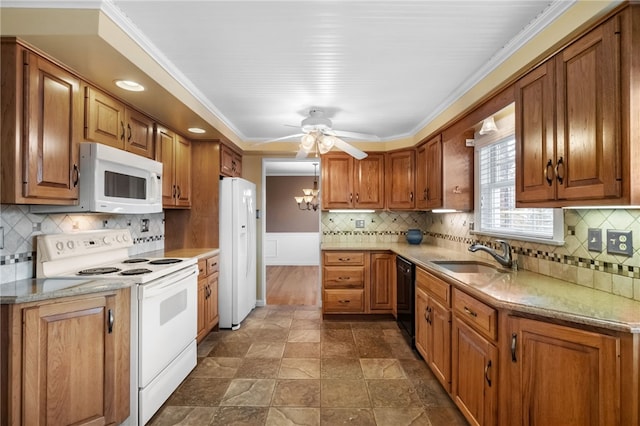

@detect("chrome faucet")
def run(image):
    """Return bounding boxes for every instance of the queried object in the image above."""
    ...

[468,239,513,269]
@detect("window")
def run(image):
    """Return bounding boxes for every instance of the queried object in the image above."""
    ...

[474,114,564,245]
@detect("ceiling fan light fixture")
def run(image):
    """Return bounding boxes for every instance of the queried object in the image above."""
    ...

[318,135,336,154]
[301,133,316,150]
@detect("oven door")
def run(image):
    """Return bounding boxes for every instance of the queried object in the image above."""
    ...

[138,264,198,388]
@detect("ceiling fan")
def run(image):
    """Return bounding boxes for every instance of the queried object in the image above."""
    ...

[259,108,379,160]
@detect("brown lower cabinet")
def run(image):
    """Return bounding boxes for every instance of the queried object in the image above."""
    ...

[411,266,639,426]
[0,288,131,426]
[321,250,393,315]
[505,316,621,426]
[197,254,219,342]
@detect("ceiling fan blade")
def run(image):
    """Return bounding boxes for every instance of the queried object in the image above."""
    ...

[330,129,380,141]
[252,133,304,145]
[333,138,368,160]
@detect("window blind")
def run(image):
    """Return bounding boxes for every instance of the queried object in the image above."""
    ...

[478,137,554,239]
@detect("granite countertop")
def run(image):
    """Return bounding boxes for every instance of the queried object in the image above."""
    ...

[322,242,640,333]
[0,247,220,305]
[0,278,135,304]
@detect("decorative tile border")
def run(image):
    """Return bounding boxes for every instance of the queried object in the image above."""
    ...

[0,251,34,266]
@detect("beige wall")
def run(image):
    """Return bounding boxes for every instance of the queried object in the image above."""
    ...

[266,176,320,232]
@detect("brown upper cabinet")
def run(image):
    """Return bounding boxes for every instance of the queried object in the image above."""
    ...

[416,135,442,210]
[220,144,242,177]
[156,126,192,208]
[386,149,416,210]
[321,152,385,210]
[85,86,156,159]
[1,39,82,205]
[515,8,639,207]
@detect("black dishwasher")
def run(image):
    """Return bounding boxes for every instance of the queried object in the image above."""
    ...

[396,256,415,347]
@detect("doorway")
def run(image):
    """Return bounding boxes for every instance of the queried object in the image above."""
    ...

[261,158,322,306]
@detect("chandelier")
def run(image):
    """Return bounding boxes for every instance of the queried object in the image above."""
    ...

[294,163,320,211]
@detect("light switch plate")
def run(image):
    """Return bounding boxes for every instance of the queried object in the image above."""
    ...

[606,230,633,256]
[587,228,602,252]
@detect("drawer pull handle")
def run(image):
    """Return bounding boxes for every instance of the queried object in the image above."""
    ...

[484,360,492,387]
[338,299,351,304]
[337,276,352,281]
[338,257,351,262]
[463,306,478,317]
[511,333,518,362]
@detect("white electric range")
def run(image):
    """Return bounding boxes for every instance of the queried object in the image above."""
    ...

[36,229,198,425]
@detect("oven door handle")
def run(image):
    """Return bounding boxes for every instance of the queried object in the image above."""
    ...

[139,266,198,299]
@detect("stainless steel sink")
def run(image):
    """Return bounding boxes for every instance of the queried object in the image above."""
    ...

[432,260,506,274]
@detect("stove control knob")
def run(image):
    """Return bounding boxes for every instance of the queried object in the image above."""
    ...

[55,242,64,251]
[67,241,75,249]
[122,234,129,242]
[103,236,112,245]
[115,235,122,243]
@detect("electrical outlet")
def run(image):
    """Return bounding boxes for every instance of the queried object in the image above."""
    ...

[141,218,150,233]
[606,230,633,256]
[587,228,602,252]
[355,220,365,228]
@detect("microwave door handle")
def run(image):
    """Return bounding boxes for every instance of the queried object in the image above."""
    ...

[151,173,161,201]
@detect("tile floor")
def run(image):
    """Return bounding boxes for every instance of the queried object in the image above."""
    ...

[149,306,468,425]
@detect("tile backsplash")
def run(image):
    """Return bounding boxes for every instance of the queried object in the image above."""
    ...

[322,209,640,302]
[0,204,164,284]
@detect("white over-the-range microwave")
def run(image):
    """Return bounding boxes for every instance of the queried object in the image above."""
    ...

[32,142,163,214]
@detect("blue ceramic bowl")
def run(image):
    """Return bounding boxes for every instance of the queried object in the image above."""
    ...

[406,229,423,245]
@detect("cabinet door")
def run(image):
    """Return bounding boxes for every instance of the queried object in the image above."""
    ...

[24,51,81,202]
[428,297,451,391]
[22,294,123,426]
[125,108,155,159]
[322,154,354,209]
[387,150,415,209]
[157,127,177,206]
[415,286,429,360]
[508,316,619,426]
[354,154,385,209]
[85,87,126,150]
[452,317,498,426]
[442,131,474,211]
[425,135,443,209]
[369,252,393,312]
[197,276,208,342]
[207,272,219,330]
[515,61,556,204]
[416,143,428,209]
[555,15,622,201]
[174,134,192,207]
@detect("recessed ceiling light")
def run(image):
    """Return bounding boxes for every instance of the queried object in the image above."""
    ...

[114,80,145,92]
[188,127,206,134]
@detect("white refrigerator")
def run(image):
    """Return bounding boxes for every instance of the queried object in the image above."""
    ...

[219,177,257,329]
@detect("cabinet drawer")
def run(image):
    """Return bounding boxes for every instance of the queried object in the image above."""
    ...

[323,251,365,266]
[197,259,207,276]
[416,267,450,306]
[206,255,219,275]
[323,289,365,313]
[453,288,497,341]
[323,267,364,289]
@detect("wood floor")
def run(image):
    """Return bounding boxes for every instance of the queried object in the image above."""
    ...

[266,265,319,306]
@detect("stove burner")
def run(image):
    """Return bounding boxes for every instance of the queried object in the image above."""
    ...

[120,268,152,276]
[78,267,121,275]
[149,258,183,265]
[123,258,149,264]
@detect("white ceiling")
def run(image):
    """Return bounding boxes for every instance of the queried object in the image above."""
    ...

[106,0,558,143]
